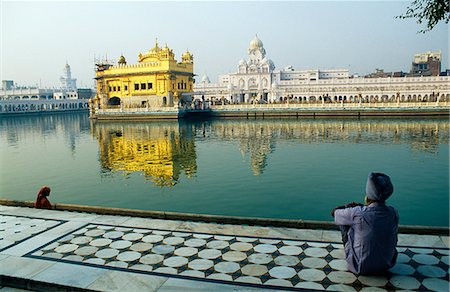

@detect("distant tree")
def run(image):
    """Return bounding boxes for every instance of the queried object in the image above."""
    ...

[397,0,450,32]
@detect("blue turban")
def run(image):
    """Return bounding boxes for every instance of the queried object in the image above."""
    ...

[365,172,394,202]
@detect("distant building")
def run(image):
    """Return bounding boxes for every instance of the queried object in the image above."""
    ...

[2,80,14,90]
[411,51,441,76]
[93,40,194,109]
[195,35,349,104]
[365,69,407,78]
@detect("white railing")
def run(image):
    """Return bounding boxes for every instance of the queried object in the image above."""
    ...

[210,101,450,111]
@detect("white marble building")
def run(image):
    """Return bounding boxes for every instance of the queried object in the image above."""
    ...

[194,36,450,105]
[194,35,349,104]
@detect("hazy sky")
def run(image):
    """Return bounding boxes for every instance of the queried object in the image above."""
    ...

[1,1,448,88]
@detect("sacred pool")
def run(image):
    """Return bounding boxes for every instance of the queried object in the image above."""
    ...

[0,112,448,227]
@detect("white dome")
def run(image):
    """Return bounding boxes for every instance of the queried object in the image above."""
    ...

[249,35,263,50]
[239,59,247,66]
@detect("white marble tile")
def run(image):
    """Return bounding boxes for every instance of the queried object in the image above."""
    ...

[163,256,188,268]
[274,255,299,267]
[417,265,446,278]
[88,270,168,291]
[389,275,421,290]
[358,275,388,287]
[130,242,153,252]
[422,278,450,292]
[55,243,78,254]
[304,247,328,257]
[198,248,221,259]
[2,221,86,257]
[174,247,197,257]
[163,236,185,246]
[253,244,277,254]
[152,245,175,255]
[330,248,346,259]
[298,268,327,282]
[95,248,119,259]
[329,259,348,271]
[410,248,433,254]
[301,257,327,269]
[439,236,449,248]
[32,261,106,288]
[230,242,253,252]
[159,277,259,291]
[110,240,133,250]
[90,238,112,247]
[222,251,246,262]
[241,264,268,276]
[295,281,324,290]
[327,271,357,284]
[103,231,124,239]
[106,261,128,268]
[389,263,415,275]
[121,217,182,231]
[206,273,233,281]
[322,230,342,242]
[412,254,439,265]
[206,240,229,249]
[278,245,302,256]
[187,259,213,270]
[268,266,296,279]
[398,234,445,248]
[140,254,164,265]
[214,261,240,274]
[184,238,206,248]
[142,234,164,243]
[396,253,411,263]
[235,276,262,285]
[0,256,55,278]
[74,246,98,256]
[247,253,273,265]
[263,278,293,287]
[326,284,357,291]
[116,251,141,262]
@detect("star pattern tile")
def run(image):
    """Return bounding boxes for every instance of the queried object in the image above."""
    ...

[25,223,450,291]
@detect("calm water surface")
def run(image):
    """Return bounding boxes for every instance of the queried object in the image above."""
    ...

[0,112,448,226]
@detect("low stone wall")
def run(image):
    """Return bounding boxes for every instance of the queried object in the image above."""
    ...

[1,199,448,235]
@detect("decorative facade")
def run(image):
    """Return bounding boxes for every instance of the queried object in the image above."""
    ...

[94,40,194,110]
[194,36,450,105]
[195,35,349,104]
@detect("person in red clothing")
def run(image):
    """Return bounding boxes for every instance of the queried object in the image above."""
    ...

[34,186,52,209]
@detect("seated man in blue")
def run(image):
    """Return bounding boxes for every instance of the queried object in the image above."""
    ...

[331,172,399,275]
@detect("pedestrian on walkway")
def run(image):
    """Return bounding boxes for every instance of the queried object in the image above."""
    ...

[34,186,52,209]
[331,172,398,275]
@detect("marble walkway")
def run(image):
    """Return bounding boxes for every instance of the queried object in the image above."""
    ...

[0,205,448,291]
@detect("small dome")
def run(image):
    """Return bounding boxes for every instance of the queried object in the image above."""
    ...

[239,59,247,66]
[118,55,126,65]
[249,35,263,50]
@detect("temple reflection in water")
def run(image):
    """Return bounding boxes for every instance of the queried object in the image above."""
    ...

[91,121,197,186]
[91,118,448,185]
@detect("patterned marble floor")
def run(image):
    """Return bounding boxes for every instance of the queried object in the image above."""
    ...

[26,223,449,291]
[0,215,62,252]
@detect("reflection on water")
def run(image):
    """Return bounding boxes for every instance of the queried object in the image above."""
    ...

[0,113,90,154]
[91,118,449,185]
[91,122,197,186]
[1,113,448,225]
